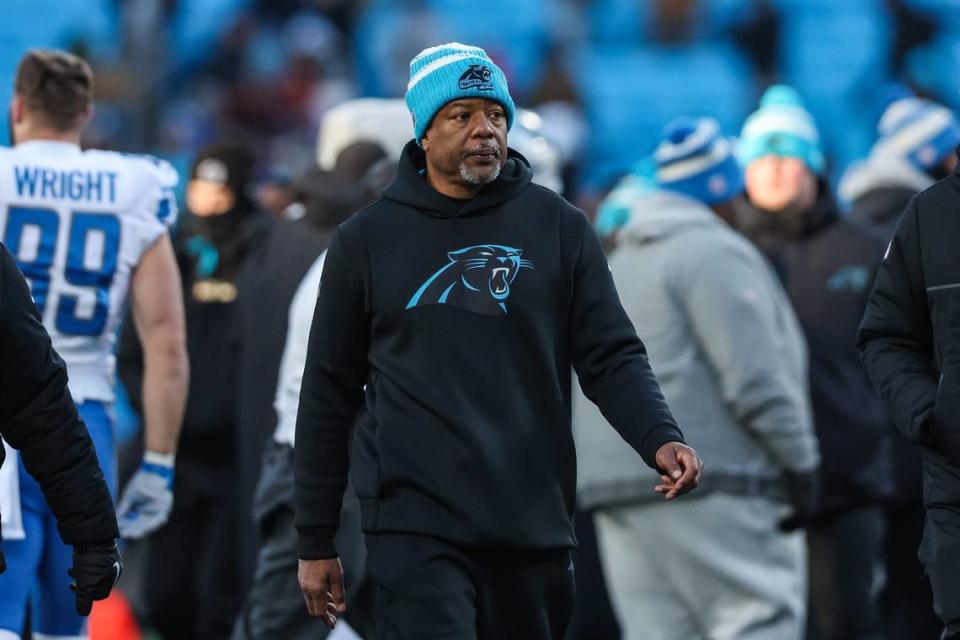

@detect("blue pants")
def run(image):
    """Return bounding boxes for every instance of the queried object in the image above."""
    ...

[0,401,115,639]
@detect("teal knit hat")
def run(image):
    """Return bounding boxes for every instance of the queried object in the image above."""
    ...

[740,85,825,174]
[405,42,516,146]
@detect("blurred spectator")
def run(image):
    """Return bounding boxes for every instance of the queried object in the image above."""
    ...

[841,91,960,238]
[316,98,412,170]
[120,141,274,640]
[257,171,298,219]
[735,85,893,640]
[839,90,958,640]
[233,97,412,639]
[576,117,818,640]
[233,159,380,600]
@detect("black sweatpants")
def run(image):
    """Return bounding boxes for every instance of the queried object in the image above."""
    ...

[364,533,575,640]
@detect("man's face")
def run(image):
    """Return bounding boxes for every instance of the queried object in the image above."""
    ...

[187,179,235,217]
[422,99,508,190]
[745,155,818,213]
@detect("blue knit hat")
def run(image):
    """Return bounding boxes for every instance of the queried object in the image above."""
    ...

[405,43,516,146]
[654,117,744,205]
[873,96,960,171]
[740,85,825,174]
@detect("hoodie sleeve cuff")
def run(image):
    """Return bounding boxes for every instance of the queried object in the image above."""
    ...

[297,527,339,560]
[639,423,686,473]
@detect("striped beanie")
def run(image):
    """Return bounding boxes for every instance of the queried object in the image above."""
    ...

[740,85,824,174]
[654,117,744,205]
[405,43,516,146]
[873,96,960,171]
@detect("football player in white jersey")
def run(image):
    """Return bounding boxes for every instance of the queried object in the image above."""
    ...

[0,49,189,639]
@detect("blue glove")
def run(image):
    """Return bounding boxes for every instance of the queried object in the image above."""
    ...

[117,452,174,539]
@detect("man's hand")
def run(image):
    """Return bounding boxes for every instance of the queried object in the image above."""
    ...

[117,453,174,539]
[299,557,346,628]
[654,442,703,500]
[69,541,122,616]
[0,547,6,574]
[778,469,820,532]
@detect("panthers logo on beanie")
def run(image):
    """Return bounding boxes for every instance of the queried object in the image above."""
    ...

[458,65,494,91]
[406,244,535,316]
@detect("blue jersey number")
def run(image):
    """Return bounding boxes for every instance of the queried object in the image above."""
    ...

[3,205,120,336]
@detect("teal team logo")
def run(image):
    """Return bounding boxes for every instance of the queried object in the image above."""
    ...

[406,244,534,316]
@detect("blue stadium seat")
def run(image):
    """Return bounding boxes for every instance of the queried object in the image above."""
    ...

[572,43,753,188]
[775,1,894,175]
[0,0,119,145]
[588,0,755,45]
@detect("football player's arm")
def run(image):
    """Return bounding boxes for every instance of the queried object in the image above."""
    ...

[116,234,189,538]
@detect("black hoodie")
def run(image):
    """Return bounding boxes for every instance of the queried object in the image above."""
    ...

[294,142,682,558]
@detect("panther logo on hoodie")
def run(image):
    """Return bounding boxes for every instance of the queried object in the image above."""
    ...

[406,244,534,316]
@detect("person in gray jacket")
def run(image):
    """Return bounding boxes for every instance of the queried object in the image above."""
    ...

[574,117,821,640]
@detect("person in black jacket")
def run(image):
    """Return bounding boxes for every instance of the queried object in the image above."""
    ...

[736,85,893,640]
[294,43,701,640]
[0,244,121,625]
[119,142,273,639]
[840,93,959,640]
[858,152,960,639]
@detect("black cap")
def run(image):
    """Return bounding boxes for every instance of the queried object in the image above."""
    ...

[190,141,256,197]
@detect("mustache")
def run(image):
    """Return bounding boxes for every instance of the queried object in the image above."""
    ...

[462,143,502,158]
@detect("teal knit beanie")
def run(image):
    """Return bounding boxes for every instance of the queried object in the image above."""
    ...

[740,85,825,174]
[405,42,516,146]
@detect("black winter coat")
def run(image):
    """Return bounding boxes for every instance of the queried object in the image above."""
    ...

[0,244,118,555]
[858,169,960,510]
[737,188,894,514]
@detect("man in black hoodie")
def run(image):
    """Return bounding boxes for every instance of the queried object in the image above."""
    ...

[294,43,701,640]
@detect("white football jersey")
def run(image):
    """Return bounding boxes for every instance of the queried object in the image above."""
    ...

[0,140,178,402]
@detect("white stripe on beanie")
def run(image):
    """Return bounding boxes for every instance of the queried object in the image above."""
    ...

[873,108,955,160]
[407,53,479,91]
[742,109,819,144]
[657,137,733,183]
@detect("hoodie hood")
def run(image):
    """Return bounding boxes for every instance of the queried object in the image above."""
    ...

[618,189,723,245]
[839,153,934,205]
[382,140,533,218]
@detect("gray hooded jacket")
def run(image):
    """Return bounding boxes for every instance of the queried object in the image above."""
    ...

[575,190,820,509]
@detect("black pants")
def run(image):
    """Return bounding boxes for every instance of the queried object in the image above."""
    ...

[232,442,368,640]
[883,499,943,640]
[145,472,240,640]
[365,533,575,640]
[921,506,960,639]
[807,506,886,640]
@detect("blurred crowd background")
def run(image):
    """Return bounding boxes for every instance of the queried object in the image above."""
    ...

[4,1,960,639]
[3,0,960,210]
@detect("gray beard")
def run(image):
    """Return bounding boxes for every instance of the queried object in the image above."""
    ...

[459,158,502,186]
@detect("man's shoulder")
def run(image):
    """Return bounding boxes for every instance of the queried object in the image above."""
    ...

[913,173,960,217]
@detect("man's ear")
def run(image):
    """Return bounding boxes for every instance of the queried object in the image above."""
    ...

[10,96,24,125]
[80,103,94,129]
[421,131,430,152]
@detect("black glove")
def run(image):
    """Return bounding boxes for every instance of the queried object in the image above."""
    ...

[69,541,122,616]
[778,469,820,532]
[0,546,6,574]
